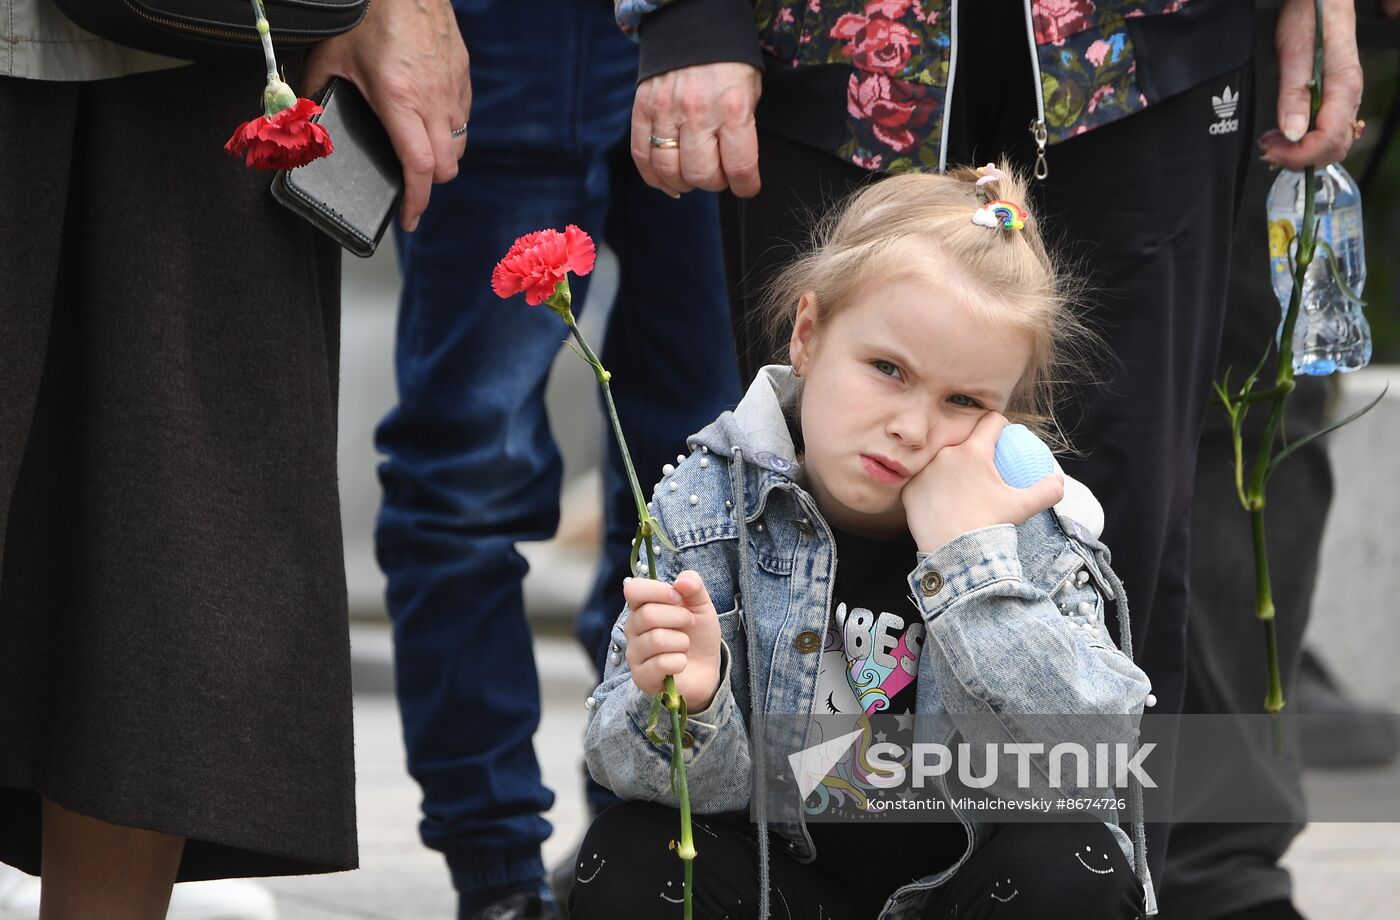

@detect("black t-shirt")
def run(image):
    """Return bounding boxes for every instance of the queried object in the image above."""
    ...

[806,525,967,916]
[814,525,924,717]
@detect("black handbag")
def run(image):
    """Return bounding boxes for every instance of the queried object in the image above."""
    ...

[50,0,369,61]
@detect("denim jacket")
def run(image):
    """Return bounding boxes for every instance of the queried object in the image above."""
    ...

[584,365,1157,918]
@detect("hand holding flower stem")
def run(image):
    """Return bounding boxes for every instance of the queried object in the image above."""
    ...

[1216,1,1322,726]
[492,226,696,917]
[1215,0,1380,743]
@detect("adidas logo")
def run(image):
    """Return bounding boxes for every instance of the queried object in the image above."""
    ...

[1212,86,1239,118]
[1209,85,1239,135]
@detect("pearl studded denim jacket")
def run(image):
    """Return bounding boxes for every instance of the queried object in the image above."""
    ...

[584,366,1157,918]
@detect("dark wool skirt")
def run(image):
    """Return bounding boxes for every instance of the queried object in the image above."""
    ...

[0,60,356,880]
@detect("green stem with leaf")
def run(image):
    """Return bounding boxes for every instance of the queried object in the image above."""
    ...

[547,285,695,919]
[1216,0,1323,720]
[1214,0,1383,726]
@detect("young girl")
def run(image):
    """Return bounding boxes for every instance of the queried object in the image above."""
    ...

[571,166,1154,920]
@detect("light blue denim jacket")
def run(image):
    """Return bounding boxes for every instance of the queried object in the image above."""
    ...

[584,366,1157,918]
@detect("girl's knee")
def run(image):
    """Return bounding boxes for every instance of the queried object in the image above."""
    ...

[568,802,685,919]
[570,803,767,920]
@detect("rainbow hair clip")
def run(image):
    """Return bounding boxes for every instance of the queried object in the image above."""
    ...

[972,199,1028,231]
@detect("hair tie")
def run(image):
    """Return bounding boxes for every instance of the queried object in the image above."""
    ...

[975,163,1006,186]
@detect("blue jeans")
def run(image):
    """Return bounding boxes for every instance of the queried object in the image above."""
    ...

[373,0,742,900]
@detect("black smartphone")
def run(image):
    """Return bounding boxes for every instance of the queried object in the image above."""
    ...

[271,77,403,258]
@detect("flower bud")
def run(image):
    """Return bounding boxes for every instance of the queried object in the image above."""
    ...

[262,76,298,117]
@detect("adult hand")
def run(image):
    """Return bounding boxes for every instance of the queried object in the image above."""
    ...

[901,413,1063,556]
[304,0,471,232]
[1260,0,1361,169]
[632,62,762,199]
[622,571,724,712]
[1384,0,1400,20]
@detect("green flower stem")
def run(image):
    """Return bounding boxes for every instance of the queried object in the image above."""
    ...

[1249,508,1273,624]
[248,0,277,79]
[639,537,696,917]
[553,292,695,918]
[1250,505,1285,718]
[668,690,696,920]
[557,306,650,527]
[1219,0,1326,727]
[1240,383,1296,404]
[1244,163,1313,719]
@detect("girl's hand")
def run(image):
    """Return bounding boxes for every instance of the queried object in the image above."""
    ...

[622,570,724,711]
[902,413,1064,555]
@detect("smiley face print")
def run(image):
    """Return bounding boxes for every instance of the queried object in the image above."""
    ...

[1074,843,1116,875]
[990,877,1019,903]
[574,851,606,885]
[659,878,686,904]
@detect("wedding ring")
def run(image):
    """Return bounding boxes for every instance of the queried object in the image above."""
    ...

[649,134,680,149]
[1352,119,1366,140]
[451,121,469,139]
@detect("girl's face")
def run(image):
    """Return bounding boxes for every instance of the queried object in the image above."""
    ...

[789,274,1033,538]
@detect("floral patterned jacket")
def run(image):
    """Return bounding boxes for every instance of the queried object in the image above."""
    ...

[617,0,1251,174]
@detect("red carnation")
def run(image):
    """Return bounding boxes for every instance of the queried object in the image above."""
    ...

[224,97,334,171]
[491,225,597,306]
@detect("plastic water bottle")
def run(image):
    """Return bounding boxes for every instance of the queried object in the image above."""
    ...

[1266,164,1371,375]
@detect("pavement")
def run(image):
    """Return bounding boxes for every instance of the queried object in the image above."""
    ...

[243,624,1400,920]
[261,629,595,920]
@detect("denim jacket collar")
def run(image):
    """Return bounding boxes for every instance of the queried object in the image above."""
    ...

[690,365,805,522]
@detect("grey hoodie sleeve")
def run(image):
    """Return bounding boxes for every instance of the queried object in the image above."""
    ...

[582,501,754,813]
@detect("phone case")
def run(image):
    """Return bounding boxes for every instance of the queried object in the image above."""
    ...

[271,78,402,259]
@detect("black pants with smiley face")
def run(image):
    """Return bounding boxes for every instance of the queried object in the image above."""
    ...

[568,801,1143,919]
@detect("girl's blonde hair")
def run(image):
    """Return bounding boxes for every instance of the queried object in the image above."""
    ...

[759,162,1092,449]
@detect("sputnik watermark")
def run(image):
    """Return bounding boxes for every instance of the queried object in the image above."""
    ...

[859,795,1129,814]
[862,741,1155,789]
[763,713,1400,822]
[789,734,1156,798]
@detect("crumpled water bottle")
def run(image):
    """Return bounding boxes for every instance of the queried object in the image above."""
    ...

[1266,163,1371,375]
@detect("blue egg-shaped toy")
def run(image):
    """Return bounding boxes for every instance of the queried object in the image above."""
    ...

[994,424,1055,488]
